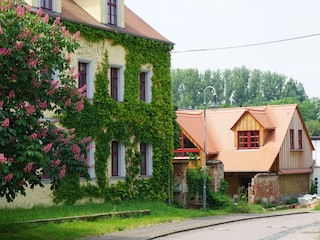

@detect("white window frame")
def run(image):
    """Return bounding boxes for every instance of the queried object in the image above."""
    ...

[77,58,94,100]
[140,69,152,103]
[110,65,124,102]
[87,140,95,179]
[111,141,126,178]
[140,143,153,176]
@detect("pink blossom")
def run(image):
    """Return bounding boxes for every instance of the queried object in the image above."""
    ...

[39,101,47,109]
[29,133,38,140]
[0,101,3,109]
[62,26,70,37]
[64,98,71,107]
[1,118,9,127]
[1,4,6,12]
[59,168,66,180]
[71,72,80,80]
[54,17,60,25]
[18,179,25,186]
[84,136,92,143]
[28,59,38,67]
[71,144,81,154]
[23,162,33,173]
[69,66,75,74]
[69,128,75,133]
[5,48,11,56]
[51,159,61,167]
[9,89,15,99]
[79,85,87,94]
[40,127,48,137]
[43,142,53,153]
[48,87,55,96]
[25,104,35,115]
[52,80,59,88]
[36,7,42,16]
[72,31,80,40]
[0,154,6,164]
[76,100,84,112]
[32,80,41,88]
[43,14,49,23]
[14,41,23,51]
[65,52,72,61]
[15,5,25,17]
[52,46,60,53]
[4,173,13,182]
[32,35,39,43]
[0,47,6,55]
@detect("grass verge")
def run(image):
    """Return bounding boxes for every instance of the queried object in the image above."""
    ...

[0,200,264,240]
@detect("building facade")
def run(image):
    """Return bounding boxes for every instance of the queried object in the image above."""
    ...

[175,104,314,204]
[0,0,174,208]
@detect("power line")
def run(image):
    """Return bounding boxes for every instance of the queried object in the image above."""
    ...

[171,33,320,54]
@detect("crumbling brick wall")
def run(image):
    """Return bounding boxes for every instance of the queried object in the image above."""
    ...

[248,173,280,204]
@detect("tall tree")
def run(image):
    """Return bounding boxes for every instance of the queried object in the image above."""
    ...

[0,1,90,202]
[232,66,250,107]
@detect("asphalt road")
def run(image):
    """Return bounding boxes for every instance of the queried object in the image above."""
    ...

[155,212,320,240]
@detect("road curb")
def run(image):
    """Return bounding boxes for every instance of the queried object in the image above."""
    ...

[147,209,313,240]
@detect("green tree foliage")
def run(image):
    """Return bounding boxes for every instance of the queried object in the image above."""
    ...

[0,1,90,202]
[171,66,320,136]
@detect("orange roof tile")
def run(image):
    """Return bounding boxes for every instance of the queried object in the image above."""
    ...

[176,104,302,172]
[34,0,172,44]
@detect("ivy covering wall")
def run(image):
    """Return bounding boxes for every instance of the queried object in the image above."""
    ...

[55,21,175,204]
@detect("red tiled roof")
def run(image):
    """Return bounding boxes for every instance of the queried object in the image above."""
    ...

[36,0,172,44]
[176,104,308,172]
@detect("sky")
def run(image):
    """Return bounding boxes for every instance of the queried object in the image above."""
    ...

[125,0,320,98]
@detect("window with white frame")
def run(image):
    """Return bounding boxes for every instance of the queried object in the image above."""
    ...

[78,59,94,100]
[106,0,119,26]
[87,140,95,179]
[139,70,152,103]
[140,143,153,176]
[110,66,124,102]
[111,140,126,177]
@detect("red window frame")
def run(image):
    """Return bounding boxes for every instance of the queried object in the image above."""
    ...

[290,129,294,149]
[173,132,199,157]
[40,0,52,11]
[110,67,118,101]
[111,141,119,176]
[298,129,302,150]
[238,131,259,149]
[140,143,147,176]
[78,62,87,96]
[140,72,146,101]
[107,0,117,26]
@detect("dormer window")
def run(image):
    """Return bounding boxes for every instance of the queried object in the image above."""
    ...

[40,0,53,11]
[238,131,259,149]
[107,0,118,26]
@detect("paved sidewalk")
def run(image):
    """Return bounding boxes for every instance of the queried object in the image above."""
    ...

[82,208,313,240]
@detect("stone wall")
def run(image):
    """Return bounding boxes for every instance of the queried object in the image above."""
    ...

[172,159,224,208]
[248,173,279,204]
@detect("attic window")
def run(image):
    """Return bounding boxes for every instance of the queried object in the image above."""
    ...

[107,0,118,26]
[40,0,52,11]
[238,131,259,149]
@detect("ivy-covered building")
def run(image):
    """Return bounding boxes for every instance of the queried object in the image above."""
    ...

[2,0,174,207]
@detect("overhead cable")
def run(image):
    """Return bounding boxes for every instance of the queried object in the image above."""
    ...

[172,33,320,53]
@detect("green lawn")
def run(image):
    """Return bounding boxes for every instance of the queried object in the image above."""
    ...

[0,200,263,240]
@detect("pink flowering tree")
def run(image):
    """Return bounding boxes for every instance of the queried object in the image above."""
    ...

[0,0,90,202]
